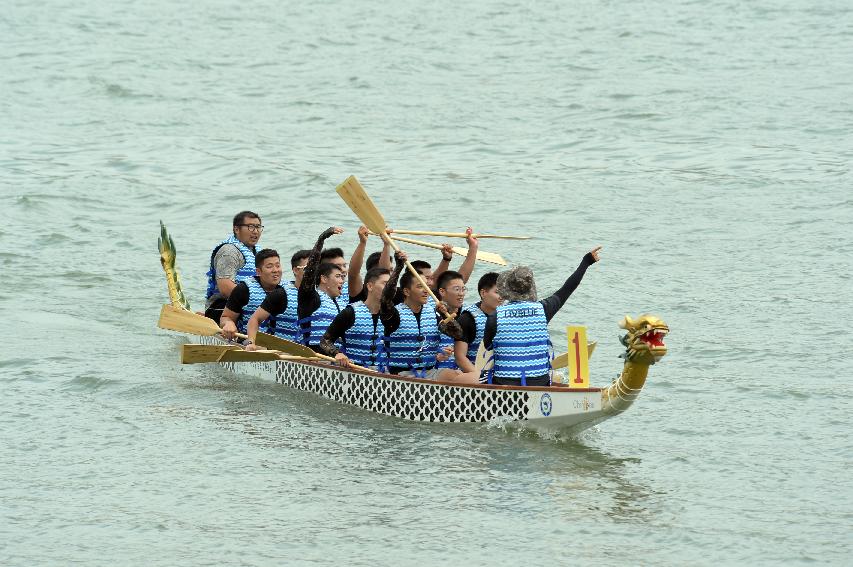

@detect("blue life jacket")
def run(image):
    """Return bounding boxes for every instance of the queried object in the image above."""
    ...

[340,279,350,305]
[237,277,281,334]
[205,235,256,299]
[385,303,440,371]
[435,308,459,370]
[491,301,552,381]
[298,289,343,346]
[463,302,488,364]
[275,280,300,342]
[344,302,386,369]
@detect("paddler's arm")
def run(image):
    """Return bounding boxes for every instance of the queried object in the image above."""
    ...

[432,245,453,285]
[482,313,497,350]
[300,226,344,295]
[452,311,477,372]
[347,225,369,298]
[319,306,356,366]
[540,247,602,322]
[244,288,288,351]
[213,244,243,297]
[219,281,250,340]
[380,251,407,325]
[377,238,392,270]
[456,227,478,283]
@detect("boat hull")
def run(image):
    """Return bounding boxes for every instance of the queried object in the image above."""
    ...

[197,337,612,432]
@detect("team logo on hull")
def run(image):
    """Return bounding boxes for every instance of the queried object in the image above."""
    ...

[540,393,552,416]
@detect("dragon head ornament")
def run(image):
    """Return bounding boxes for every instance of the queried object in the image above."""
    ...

[618,314,669,365]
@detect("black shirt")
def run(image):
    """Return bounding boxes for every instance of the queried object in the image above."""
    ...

[258,286,288,316]
[224,280,253,313]
[456,304,479,345]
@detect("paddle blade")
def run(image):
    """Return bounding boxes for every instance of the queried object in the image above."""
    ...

[181,344,241,364]
[474,342,494,375]
[255,332,319,358]
[335,176,387,235]
[449,246,507,266]
[159,304,222,336]
[217,349,282,363]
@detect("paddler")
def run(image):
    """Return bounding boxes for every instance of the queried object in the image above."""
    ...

[348,225,392,303]
[297,226,347,352]
[240,249,311,346]
[483,246,602,386]
[204,211,263,321]
[454,272,501,382]
[317,267,392,370]
[218,249,283,343]
[380,252,472,381]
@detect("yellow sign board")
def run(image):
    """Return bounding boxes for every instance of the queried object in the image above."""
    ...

[567,326,590,388]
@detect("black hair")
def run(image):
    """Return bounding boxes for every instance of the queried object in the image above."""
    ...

[320,247,345,261]
[411,260,431,274]
[366,251,382,271]
[233,211,261,227]
[400,270,422,291]
[436,270,463,291]
[364,267,390,286]
[318,262,343,279]
[290,249,311,268]
[477,272,499,294]
[255,248,279,266]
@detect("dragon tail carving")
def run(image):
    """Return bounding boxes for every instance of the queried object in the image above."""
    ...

[158,221,192,311]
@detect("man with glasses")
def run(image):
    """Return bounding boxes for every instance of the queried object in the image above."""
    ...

[204,211,264,321]
[380,252,474,382]
[430,270,483,383]
[297,226,347,351]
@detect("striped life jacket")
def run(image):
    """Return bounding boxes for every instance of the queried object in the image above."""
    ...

[237,277,281,334]
[205,235,256,299]
[492,301,551,381]
[275,280,300,342]
[340,279,350,305]
[299,289,343,346]
[344,302,386,369]
[385,303,440,371]
[463,302,488,364]
[435,308,459,370]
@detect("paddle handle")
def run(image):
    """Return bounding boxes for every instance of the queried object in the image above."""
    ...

[311,351,374,373]
[379,233,446,312]
[391,229,530,240]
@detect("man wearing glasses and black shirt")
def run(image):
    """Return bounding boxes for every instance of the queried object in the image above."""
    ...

[204,211,264,321]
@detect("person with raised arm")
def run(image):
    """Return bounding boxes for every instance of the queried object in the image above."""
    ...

[297,227,347,352]
[482,246,602,387]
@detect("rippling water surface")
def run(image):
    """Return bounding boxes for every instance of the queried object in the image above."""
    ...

[2,0,852,564]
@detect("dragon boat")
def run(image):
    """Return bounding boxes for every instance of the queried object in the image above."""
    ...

[158,222,669,434]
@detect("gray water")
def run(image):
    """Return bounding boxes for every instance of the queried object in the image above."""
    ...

[2,0,852,564]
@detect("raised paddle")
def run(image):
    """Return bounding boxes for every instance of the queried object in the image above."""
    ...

[369,233,508,266]
[335,176,452,319]
[254,332,376,373]
[389,229,531,240]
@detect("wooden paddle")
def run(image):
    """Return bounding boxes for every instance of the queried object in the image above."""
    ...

[180,344,323,364]
[552,341,598,370]
[390,229,531,240]
[254,332,375,373]
[158,304,284,349]
[369,233,508,266]
[335,176,451,318]
[158,304,248,338]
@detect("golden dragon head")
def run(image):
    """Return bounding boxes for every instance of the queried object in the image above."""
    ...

[618,314,669,365]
